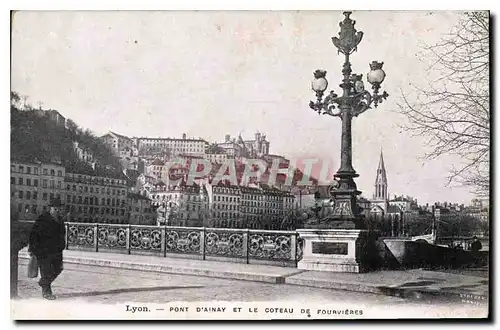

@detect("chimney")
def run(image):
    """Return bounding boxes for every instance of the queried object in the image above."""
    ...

[225,134,230,142]
[255,132,261,141]
[182,133,187,139]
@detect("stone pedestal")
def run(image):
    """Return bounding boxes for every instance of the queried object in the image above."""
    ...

[297,229,376,273]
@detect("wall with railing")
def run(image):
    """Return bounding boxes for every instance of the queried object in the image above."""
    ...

[64,222,304,267]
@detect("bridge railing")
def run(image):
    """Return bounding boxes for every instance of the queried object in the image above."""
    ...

[64,222,304,267]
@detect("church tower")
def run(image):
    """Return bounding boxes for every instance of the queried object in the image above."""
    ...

[373,149,388,201]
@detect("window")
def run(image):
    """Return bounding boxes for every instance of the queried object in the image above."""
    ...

[50,180,55,189]
[49,193,54,201]
[19,191,24,199]
[90,187,94,193]
[57,170,62,177]
[33,192,38,200]
[34,167,38,175]
[50,169,55,176]
[96,188,99,194]
[10,177,14,184]
[31,205,37,214]
[42,180,47,188]
[72,185,76,191]
[18,203,22,213]
[43,169,48,175]
[84,186,88,193]
[27,167,31,174]
[26,191,31,199]
[18,178,23,185]
[19,166,24,173]
[43,193,48,201]
[78,196,82,204]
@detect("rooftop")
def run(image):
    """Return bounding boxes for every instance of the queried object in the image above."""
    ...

[107,131,133,141]
[136,137,209,143]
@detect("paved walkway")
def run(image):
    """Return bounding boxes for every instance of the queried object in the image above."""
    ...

[18,248,489,304]
[13,263,488,320]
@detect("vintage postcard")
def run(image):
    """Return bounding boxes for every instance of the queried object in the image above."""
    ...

[10,9,490,320]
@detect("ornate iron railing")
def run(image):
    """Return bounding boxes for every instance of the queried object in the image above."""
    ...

[64,222,304,267]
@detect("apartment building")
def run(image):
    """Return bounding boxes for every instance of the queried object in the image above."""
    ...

[136,133,209,157]
[10,160,66,220]
[64,171,130,224]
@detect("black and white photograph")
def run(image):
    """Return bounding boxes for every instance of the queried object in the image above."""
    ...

[9,8,490,320]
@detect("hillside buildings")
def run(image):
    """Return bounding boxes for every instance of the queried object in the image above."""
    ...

[136,133,209,157]
[101,131,135,155]
[216,132,270,158]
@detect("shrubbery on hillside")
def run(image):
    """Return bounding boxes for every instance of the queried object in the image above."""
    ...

[11,91,122,176]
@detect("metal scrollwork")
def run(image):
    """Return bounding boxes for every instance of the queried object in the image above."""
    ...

[130,227,162,251]
[331,11,364,55]
[297,235,305,261]
[333,201,353,216]
[248,234,292,260]
[67,224,94,247]
[165,229,200,254]
[98,225,127,249]
[205,230,244,257]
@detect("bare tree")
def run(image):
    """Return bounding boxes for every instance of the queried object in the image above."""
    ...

[398,12,489,197]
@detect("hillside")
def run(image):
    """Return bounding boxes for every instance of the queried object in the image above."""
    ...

[10,95,123,178]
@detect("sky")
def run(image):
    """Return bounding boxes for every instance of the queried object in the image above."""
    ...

[10,10,485,205]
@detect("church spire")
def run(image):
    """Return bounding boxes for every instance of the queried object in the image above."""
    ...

[374,148,388,200]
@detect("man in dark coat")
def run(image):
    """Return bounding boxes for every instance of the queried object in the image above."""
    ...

[470,236,483,253]
[28,198,66,300]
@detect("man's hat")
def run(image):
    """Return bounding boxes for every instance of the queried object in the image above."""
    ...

[48,198,63,207]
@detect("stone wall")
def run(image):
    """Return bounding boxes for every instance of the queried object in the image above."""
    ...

[375,238,488,270]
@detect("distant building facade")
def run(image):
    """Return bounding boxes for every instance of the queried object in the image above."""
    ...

[64,171,129,224]
[127,193,155,225]
[136,133,208,157]
[216,132,270,159]
[101,131,134,155]
[10,160,66,220]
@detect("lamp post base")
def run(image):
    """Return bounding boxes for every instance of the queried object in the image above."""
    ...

[297,229,378,273]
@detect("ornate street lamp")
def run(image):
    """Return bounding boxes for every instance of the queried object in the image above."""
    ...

[308,11,389,229]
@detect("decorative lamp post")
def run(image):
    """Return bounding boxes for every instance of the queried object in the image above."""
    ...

[308,11,389,229]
